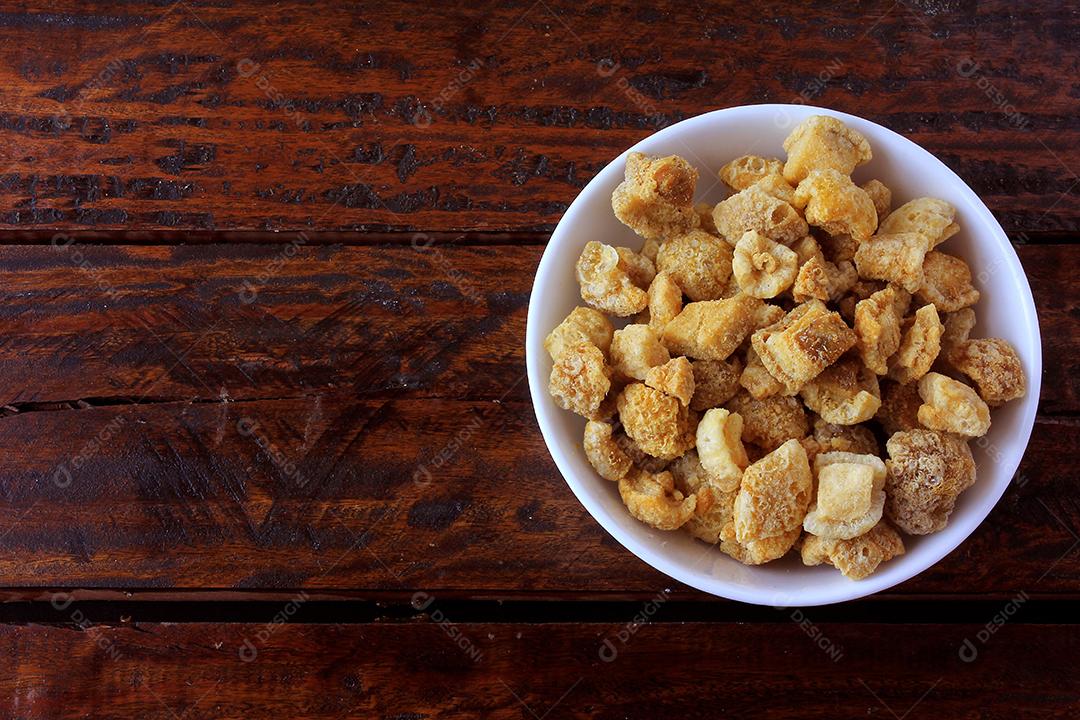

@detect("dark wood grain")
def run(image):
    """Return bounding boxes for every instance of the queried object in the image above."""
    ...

[0,0,1074,235]
[2,621,1078,718]
[0,243,530,406]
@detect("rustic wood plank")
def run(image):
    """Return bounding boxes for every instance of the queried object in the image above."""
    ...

[2,622,1077,718]
[0,0,1073,235]
[0,396,1074,596]
[0,243,530,405]
[0,244,1071,412]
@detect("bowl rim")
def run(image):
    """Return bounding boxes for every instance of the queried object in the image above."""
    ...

[525,103,1043,606]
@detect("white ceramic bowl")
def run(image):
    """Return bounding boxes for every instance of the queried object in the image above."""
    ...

[526,104,1042,606]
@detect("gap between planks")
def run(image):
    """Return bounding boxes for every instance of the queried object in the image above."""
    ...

[0,597,1074,626]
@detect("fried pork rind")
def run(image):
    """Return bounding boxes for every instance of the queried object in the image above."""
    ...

[941,307,977,352]
[803,453,887,540]
[820,231,860,264]
[662,294,761,361]
[670,451,739,543]
[647,272,683,332]
[549,342,612,418]
[752,302,786,330]
[801,522,905,579]
[640,238,661,263]
[916,251,980,312]
[733,439,813,543]
[799,357,881,425]
[740,346,784,399]
[618,468,696,531]
[719,155,785,191]
[815,450,888,484]
[711,186,808,246]
[817,463,874,518]
[948,337,1026,407]
[826,259,859,299]
[645,356,695,406]
[854,286,905,375]
[615,246,657,288]
[861,179,892,222]
[669,450,709,495]
[695,202,719,236]
[576,241,649,316]
[885,429,976,534]
[617,383,696,460]
[727,391,809,452]
[917,372,991,437]
[792,255,858,303]
[804,475,884,541]
[610,324,671,381]
[792,234,824,266]
[690,358,743,411]
[813,417,879,456]
[614,430,670,473]
[612,152,699,241]
[853,232,931,293]
[545,306,615,361]
[732,230,799,298]
[751,173,798,205]
[751,300,857,395]
[656,229,734,301]
[878,197,959,249]
[721,524,801,565]
[583,420,632,482]
[792,255,831,303]
[876,379,924,435]
[696,408,749,491]
[782,115,872,185]
[838,278,891,323]
[888,304,943,384]
[688,484,739,544]
[793,168,878,242]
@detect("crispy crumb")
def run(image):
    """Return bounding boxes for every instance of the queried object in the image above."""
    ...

[793,168,877,242]
[916,251,980,312]
[878,197,958,248]
[888,304,943,384]
[612,152,699,241]
[662,294,762,361]
[712,186,808,246]
[549,342,612,418]
[645,356,696,406]
[545,306,615,361]
[617,383,696,460]
[948,337,1026,406]
[782,115,872,185]
[727,390,810,452]
[656,229,734,301]
[801,522,905,579]
[576,241,649,316]
[584,420,632,481]
[751,300,857,395]
[885,429,976,534]
[733,439,812,542]
[690,357,743,411]
[618,468,696,530]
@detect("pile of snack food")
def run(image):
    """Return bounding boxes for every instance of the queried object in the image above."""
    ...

[545,115,1026,580]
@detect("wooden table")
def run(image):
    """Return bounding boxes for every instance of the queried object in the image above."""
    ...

[0,1,1076,717]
